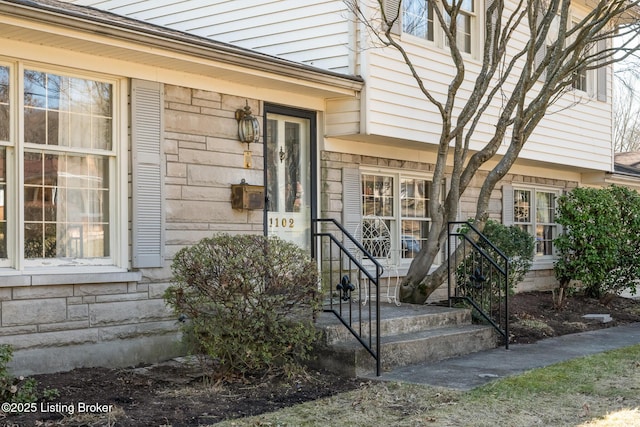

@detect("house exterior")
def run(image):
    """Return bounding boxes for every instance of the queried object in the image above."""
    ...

[1,0,623,374]
[67,0,616,293]
[0,0,362,374]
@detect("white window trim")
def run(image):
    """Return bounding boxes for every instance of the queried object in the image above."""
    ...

[360,167,435,269]
[401,0,481,59]
[0,60,126,272]
[511,185,561,267]
[569,15,596,97]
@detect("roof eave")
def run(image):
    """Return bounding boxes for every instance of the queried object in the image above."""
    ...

[0,0,363,96]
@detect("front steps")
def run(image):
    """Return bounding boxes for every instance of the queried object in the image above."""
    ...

[313,302,497,377]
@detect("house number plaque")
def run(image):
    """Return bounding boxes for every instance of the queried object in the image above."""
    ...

[269,217,295,228]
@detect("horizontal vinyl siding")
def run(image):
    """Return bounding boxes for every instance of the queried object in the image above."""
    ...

[67,0,351,73]
[365,25,612,172]
[326,97,361,136]
[366,45,499,148]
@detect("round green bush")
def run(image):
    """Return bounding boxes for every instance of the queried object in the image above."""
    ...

[554,185,640,299]
[457,219,535,295]
[164,234,321,377]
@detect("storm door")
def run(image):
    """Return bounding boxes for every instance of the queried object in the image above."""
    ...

[265,107,314,252]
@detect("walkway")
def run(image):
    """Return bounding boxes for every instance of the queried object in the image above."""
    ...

[363,322,640,390]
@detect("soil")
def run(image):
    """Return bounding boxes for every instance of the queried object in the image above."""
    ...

[508,291,640,344]
[3,291,640,427]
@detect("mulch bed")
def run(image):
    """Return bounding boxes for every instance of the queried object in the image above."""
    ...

[3,291,640,426]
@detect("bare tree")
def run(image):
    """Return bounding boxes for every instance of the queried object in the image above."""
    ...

[345,0,640,304]
[614,63,640,152]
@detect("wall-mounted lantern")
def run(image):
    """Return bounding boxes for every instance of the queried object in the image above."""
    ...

[235,101,260,169]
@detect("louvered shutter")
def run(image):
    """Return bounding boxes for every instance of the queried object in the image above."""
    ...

[502,184,514,225]
[343,167,362,238]
[383,0,402,35]
[534,3,548,82]
[131,79,165,268]
[342,168,362,268]
[597,39,607,102]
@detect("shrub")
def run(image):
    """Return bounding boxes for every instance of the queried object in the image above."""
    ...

[554,185,640,303]
[164,234,321,377]
[457,219,535,296]
[482,219,535,292]
[0,345,38,403]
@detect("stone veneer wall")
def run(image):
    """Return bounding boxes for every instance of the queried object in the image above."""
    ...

[320,151,434,222]
[2,84,264,375]
[320,150,578,297]
[0,273,179,376]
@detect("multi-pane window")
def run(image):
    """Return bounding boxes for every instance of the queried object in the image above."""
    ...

[400,178,429,259]
[0,64,116,266]
[0,148,6,260]
[513,188,558,256]
[403,0,434,41]
[569,18,590,93]
[0,67,9,260]
[361,172,431,262]
[572,68,588,92]
[445,0,474,53]
[403,0,476,54]
[0,67,8,142]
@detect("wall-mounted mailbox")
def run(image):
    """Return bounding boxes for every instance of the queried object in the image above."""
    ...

[231,180,265,210]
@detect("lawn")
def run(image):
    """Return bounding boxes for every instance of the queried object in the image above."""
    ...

[216,344,640,427]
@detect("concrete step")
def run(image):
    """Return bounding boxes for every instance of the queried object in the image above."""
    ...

[316,303,472,345]
[314,324,496,377]
[312,302,498,377]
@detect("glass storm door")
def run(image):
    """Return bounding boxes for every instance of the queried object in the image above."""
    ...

[265,112,311,252]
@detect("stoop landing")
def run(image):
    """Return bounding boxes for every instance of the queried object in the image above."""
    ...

[316,302,473,345]
[313,302,497,377]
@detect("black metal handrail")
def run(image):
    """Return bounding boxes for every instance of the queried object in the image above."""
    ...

[313,218,382,376]
[448,221,509,348]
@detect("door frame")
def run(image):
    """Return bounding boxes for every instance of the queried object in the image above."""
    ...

[263,103,317,255]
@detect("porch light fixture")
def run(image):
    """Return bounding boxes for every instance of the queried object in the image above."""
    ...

[235,101,260,168]
[235,102,260,145]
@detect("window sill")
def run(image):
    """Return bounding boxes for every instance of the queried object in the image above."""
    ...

[0,267,142,287]
[530,258,556,271]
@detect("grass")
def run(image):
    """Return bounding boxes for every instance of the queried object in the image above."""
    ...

[511,318,555,336]
[215,344,640,427]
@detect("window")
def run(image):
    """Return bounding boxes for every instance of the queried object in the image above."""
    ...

[400,177,430,259]
[572,68,588,92]
[570,18,589,93]
[402,0,477,54]
[445,0,474,53]
[403,0,434,41]
[361,171,431,262]
[513,188,559,257]
[0,63,119,268]
[0,67,9,260]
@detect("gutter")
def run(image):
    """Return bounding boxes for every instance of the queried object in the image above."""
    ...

[1,0,364,92]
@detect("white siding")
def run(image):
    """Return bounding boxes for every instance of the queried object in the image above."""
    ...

[66,0,613,171]
[65,0,352,73]
[326,97,361,136]
[362,10,613,172]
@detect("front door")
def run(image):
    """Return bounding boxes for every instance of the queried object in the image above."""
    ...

[265,107,315,252]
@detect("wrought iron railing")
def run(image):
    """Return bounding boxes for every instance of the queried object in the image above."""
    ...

[313,218,382,376]
[448,221,509,348]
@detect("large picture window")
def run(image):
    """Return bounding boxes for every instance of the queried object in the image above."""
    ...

[0,63,118,268]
